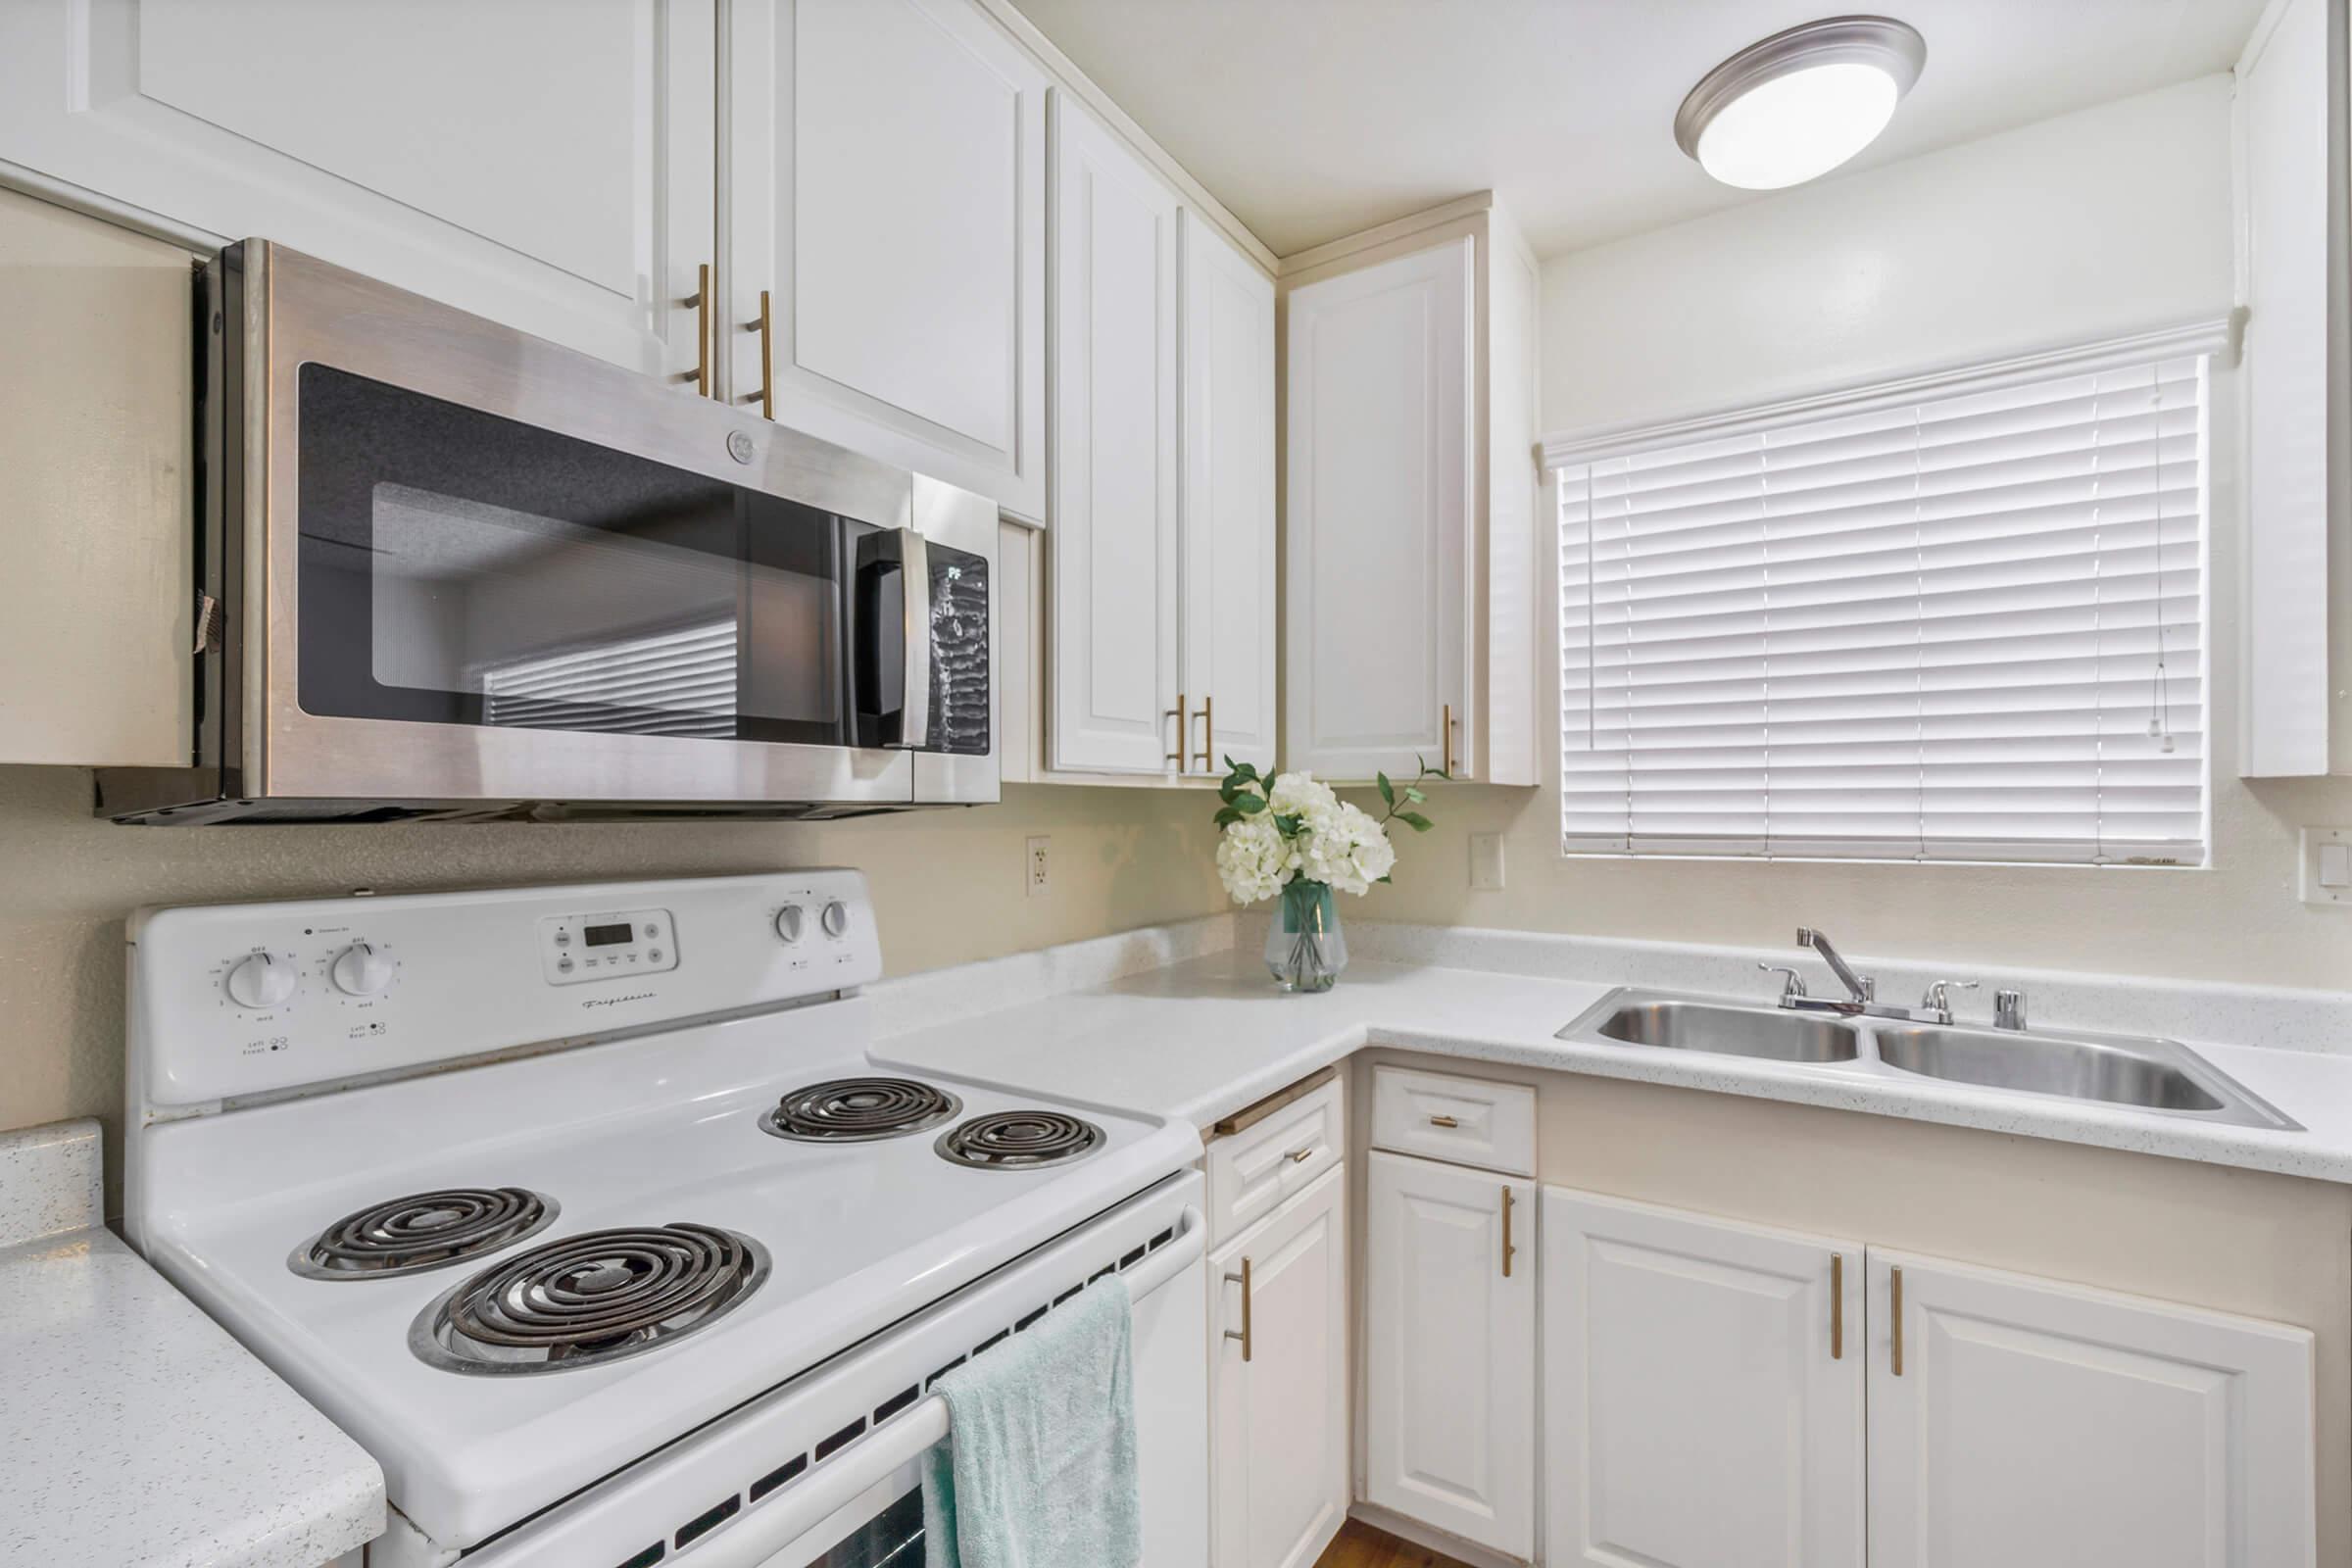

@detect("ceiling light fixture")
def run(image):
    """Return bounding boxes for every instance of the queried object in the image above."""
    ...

[1674,16,1926,190]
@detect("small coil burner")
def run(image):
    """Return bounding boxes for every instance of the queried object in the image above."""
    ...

[936,1110,1105,1171]
[409,1222,769,1375]
[289,1187,559,1280]
[760,1076,962,1143]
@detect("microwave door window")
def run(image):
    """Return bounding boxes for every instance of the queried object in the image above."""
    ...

[295,364,853,747]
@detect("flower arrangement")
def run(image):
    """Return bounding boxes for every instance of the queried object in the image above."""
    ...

[1212,757,1445,990]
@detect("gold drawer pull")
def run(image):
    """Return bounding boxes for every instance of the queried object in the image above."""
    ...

[1500,1185,1516,1278]
[1285,1147,1314,1164]
[1195,694,1214,773]
[1223,1257,1252,1362]
[1166,692,1188,767]
[743,287,774,418]
[686,261,711,396]
[1831,1252,1843,1359]
[1427,1113,1460,1129]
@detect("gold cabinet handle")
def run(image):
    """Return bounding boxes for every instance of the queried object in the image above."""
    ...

[1500,1185,1517,1278]
[1223,1257,1252,1362]
[1831,1252,1843,1360]
[1890,1265,1904,1376]
[1442,702,1455,776]
[1427,1113,1459,1129]
[1195,694,1214,773]
[1285,1147,1314,1164]
[741,286,774,418]
[1165,692,1188,767]
[686,262,710,396]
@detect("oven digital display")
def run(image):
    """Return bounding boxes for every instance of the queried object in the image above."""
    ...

[582,922,634,948]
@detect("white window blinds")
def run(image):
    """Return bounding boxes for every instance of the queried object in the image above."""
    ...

[481,620,739,738]
[1556,353,2207,865]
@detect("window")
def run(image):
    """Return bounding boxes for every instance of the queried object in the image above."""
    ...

[1554,348,2208,865]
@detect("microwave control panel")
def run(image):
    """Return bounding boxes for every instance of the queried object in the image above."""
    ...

[537,907,679,986]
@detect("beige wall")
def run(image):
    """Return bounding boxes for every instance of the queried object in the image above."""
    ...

[0,766,1226,1163]
[1362,75,2352,993]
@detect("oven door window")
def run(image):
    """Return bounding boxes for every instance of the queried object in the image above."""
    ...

[781,1483,925,1568]
[295,364,869,745]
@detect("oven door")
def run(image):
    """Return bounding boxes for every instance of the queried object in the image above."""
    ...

[239,242,995,811]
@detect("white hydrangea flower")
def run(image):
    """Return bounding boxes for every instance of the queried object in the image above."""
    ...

[1214,811,1295,905]
[1217,769,1404,904]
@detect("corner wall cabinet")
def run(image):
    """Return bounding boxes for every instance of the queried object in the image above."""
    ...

[1543,1187,2318,1568]
[1208,1162,1349,1568]
[1280,195,1541,785]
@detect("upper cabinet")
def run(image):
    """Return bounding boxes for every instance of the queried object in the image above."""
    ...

[0,0,714,382]
[1281,195,1541,785]
[1047,95,1181,774]
[1182,215,1279,777]
[726,0,1049,521]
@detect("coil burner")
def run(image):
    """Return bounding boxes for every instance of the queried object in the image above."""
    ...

[935,1110,1105,1171]
[290,1188,558,1280]
[409,1223,768,1375]
[760,1077,962,1143]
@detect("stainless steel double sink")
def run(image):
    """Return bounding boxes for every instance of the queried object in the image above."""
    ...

[1558,988,2301,1131]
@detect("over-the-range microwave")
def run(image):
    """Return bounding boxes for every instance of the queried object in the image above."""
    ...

[98,241,997,824]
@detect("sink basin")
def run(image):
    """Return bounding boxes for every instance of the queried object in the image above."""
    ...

[1575,993,1860,1063]
[1875,1024,2298,1130]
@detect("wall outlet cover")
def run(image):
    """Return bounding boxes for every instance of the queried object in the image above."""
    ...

[1025,835,1050,898]
[2300,826,2352,906]
[1470,832,1506,891]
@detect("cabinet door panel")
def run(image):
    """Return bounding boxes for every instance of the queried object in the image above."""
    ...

[1544,1189,1864,1568]
[1209,1165,1348,1568]
[1364,1152,1533,1557]
[1868,1250,2315,1568]
[1284,237,1471,781]
[0,0,712,377]
[1048,95,1178,774]
[1181,212,1276,774]
[728,0,1047,518]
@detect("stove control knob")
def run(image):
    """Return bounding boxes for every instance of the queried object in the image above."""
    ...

[225,952,295,1009]
[773,905,806,945]
[329,941,393,996]
[820,900,850,939]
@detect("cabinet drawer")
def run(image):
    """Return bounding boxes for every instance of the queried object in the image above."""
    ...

[1206,1077,1344,1246]
[1370,1066,1535,1177]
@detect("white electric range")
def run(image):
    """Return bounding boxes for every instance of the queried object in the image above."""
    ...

[123,872,1208,1568]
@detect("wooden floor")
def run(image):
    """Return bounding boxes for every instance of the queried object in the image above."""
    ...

[1311,1520,1475,1568]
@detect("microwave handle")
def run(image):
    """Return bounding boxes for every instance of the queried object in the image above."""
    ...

[894,528,932,751]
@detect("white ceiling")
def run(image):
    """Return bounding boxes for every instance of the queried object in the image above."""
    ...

[1008,0,2269,259]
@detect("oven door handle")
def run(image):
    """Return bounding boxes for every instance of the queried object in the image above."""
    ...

[894,527,932,750]
[688,1202,1204,1567]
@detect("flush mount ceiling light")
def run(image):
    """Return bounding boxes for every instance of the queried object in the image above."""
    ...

[1674,15,1926,190]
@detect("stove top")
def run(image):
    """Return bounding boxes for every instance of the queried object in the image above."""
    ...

[122,873,1204,1550]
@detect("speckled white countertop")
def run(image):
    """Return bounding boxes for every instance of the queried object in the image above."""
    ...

[873,921,2352,1185]
[0,1120,384,1568]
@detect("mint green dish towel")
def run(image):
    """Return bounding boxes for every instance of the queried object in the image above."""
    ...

[922,1272,1141,1568]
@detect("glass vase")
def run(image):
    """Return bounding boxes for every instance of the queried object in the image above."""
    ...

[1265,879,1348,993]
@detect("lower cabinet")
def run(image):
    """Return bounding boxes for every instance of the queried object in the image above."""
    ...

[1362,1151,1535,1558]
[1544,1188,2319,1568]
[1209,1162,1348,1568]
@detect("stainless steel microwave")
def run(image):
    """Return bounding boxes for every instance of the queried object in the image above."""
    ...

[98,242,997,824]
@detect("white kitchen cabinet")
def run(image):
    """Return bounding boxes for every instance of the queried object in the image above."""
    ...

[1869,1249,2316,1568]
[0,0,713,380]
[1281,194,1541,785]
[1180,212,1277,776]
[1047,93,1181,775]
[725,0,1049,521]
[1209,1163,1348,1568]
[1362,1150,1535,1558]
[1543,1190,1865,1568]
[0,187,193,766]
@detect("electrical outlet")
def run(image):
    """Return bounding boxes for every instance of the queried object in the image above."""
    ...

[2301,827,2352,906]
[1470,832,1506,891]
[1025,835,1051,898]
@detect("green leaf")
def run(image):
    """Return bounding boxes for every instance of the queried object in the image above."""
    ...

[1234,794,1266,814]
[1213,807,1243,827]
[1403,787,1425,804]
[1273,813,1302,837]
[1376,873,1395,885]
[1397,810,1434,832]
[1376,772,1396,807]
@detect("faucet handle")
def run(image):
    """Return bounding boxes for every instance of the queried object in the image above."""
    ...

[1757,962,1808,1004]
[1920,978,1979,1022]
